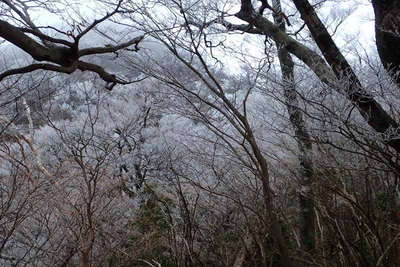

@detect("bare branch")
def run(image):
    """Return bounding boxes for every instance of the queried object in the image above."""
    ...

[0,63,76,81]
[77,60,147,90]
[0,12,145,88]
[18,27,74,47]
[219,19,264,34]
[75,0,124,41]
[1,0,37,29]
[186,16,263,35]
[78,35,144,57]
[258,0,274,15]
[0,19,59,63]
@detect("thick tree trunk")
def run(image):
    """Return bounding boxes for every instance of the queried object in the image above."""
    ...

[236,0,400,153]
[81,249,91,267]
[372,0,400,88]
[0,20,62,63]
[271,0,315,258]
[289,0,400,151]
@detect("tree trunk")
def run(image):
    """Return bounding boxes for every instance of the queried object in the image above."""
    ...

[290,0,400,151]
[237,0,400,153]
[372,0,400,88]
[245,130,295,267]
[271,0,315,259]
[81,249,91,267]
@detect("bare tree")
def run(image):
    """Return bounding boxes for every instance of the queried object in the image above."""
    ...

[2,1,400,266]
[0,0,144,90]
[118,2,300,264]
[271,0,315,258]
[207,0,400,153]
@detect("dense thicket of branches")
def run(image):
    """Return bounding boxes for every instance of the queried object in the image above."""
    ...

[0,1,400,267]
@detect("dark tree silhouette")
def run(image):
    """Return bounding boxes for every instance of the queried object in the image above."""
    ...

[0,0,144,90]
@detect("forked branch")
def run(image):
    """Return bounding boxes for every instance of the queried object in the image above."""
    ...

[0,0,144,89]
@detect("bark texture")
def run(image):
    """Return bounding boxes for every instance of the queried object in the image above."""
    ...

[272,0,315,256]
[372,0,400,88]
[233,0,400,152]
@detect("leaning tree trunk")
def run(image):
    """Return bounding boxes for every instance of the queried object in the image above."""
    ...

[236,0,400,154]
[271,0,315,260]
[287,0,400,152]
